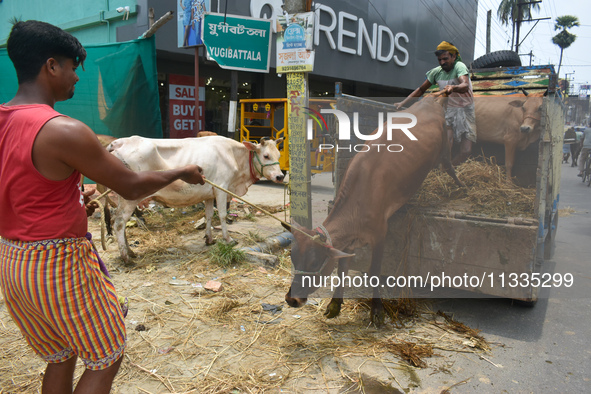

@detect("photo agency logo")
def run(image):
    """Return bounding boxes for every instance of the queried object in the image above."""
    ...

[304,108,418,153]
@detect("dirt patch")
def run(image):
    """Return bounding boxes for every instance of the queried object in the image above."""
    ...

[0,201,495,393]
[558,206,576,217]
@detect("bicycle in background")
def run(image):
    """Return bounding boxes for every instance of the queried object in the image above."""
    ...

[582,152,591,187]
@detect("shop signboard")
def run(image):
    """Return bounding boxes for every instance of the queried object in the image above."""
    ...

[153,0,477,90]
[169,74,205,138]
[201,13,272,73]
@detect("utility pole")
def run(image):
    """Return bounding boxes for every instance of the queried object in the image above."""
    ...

[194,47,200,136]
[284,0,312,228]
[519,50,534,66]
[486,10,491,54]
[564,71,575,96]
[515,1,523,53]
[514,1,547,54]
[224,0,237,139]
[228,71,238,138]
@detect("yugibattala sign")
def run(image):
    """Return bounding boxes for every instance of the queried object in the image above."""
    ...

[201,13,272,73]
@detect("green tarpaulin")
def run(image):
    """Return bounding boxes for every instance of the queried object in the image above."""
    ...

[0,36,162,138]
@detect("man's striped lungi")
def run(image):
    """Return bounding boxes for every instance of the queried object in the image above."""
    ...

[0,235,126,370]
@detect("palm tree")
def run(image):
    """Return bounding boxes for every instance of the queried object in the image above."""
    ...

[497,0,541,51]
[552,15,579,79]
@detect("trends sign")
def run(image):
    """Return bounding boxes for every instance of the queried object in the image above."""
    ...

[245,0,477,90]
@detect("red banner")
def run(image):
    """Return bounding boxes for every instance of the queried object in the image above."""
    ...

[169,74,205,138]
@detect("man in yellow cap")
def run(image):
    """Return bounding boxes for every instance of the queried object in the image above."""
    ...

[396,41,476,165]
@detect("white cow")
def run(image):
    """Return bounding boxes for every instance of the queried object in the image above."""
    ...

[107,135,284,263]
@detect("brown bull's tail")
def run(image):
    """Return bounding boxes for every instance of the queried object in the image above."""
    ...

[439,124,466,188]
[442,160,465,188]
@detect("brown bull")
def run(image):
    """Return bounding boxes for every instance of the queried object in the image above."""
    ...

[474,92,545,180]
[197,131,218,137]
[94,135,117,238]
[285,96,464,326]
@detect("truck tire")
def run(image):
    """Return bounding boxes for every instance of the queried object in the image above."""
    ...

[470,50,522,69]
[514,298,537,308]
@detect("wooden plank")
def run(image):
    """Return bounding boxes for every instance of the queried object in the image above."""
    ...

[428,86,548,96]
[472,77,549,91]
[473,89,548,96]
[471,65,554,80]
[426,65,553,95]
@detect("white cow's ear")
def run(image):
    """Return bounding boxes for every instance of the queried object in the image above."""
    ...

[274,137,284,146]
[242,141,257,151]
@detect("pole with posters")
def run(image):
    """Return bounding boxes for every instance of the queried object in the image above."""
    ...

[229,71,238,138]
[280,0,314,228]
[195,48,200,136]
[178,0,210,137]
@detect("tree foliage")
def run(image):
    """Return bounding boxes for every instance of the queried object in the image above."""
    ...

[554,15,580,31]
[552,15,579,79]
[497,0,540,26]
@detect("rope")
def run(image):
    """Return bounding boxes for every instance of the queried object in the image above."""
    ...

[88,180,325,247]
[203,178,323,244]
[88,188,113,205]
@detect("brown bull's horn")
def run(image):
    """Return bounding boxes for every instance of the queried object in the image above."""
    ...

[327,248,355,259]
[521,88,529,96]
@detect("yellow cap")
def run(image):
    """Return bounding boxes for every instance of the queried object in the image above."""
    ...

[436,41,459,55]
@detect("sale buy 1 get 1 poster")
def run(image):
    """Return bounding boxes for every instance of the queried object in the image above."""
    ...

[169,74,205,138]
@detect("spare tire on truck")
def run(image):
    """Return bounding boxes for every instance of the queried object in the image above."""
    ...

[470,50,521,69]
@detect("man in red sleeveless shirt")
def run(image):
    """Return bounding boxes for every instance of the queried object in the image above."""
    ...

[0,21,205,393]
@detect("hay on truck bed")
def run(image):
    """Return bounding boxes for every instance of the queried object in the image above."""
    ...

[408,158,536,218]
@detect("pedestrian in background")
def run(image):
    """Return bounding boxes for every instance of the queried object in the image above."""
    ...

[571,127,584,167]
[577,127,591,177]
[564,127,576,164]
